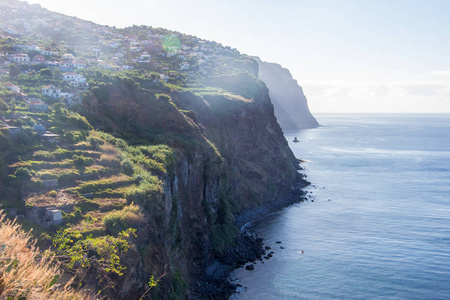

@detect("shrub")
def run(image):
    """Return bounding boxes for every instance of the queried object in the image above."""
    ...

[72,154,95,167]
[87,134,104,149]
[48,190,57,198]
[121,159,134,175]
[103,203,145,235]
[62,207,83,224]
[125,176,163,209]
[0,99,7,111]
[33,150,55,160]
[99,154,121,169]
[73,177,134,194]
[99,143,117,154]
[14,167,35,181]
[52,227,136,289]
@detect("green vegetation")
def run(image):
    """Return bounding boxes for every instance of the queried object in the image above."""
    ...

[103,203,145,235]
[52,227,137,288]
[0,1,299,298]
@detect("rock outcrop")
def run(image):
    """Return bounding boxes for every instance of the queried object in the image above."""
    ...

[254,57,319,130]
[83,67,308,298]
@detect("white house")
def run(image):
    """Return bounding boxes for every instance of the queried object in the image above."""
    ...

[130,46,142,52]
[138,53,151,62]
[46,61,59,68]
[63,72,86,87]
[71,59,86,69]
[97,61,112,69]
[91,48,101,54]
[180,62,190,70]
[62,53,75,60]
[41,85,61,97]
[59,61,70,69]
[22,45,41,52]
[160,74,169,81]
[121,65,134,70]
[2,82,20,93]
[11,53,30,63]
[60,92,74,99]
[41,50,59,56]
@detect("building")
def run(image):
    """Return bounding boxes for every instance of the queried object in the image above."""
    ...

[32,124,46,135]
[60,92,74,99]
[22,45,40,51]
[63,72,86,87]
[138,53,151,62]
[7,126,21,136]
[29,100,48,112]
[41,85,61,97]
[46,61,59,68]
[41,50,59,56]
[10,53,30,63]
[62,53,75,60]
[180,62,190,70]
[26,206,63,228]
[58,61,70,69]
[71,59,86,69]
[33,55,45,62]
[2,82,20,93]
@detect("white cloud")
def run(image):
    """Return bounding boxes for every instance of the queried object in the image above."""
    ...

[302,80,450,113]
[428,71,450,77]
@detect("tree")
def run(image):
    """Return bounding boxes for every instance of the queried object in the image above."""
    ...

[0,99,7,111]
[9,64,20,78]
[52,228,136,289]
[39,68,52,77]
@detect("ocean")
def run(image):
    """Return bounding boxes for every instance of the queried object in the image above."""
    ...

[232,114,450,299]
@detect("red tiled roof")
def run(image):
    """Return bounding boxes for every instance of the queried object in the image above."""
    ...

[3,82,18,87]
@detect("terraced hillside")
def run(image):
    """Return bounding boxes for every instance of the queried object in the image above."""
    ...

[0,0,309,298]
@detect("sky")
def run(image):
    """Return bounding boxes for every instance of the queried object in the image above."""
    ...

[25,0,450,113]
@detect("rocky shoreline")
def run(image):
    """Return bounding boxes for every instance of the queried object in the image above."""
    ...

[191,175,309,299]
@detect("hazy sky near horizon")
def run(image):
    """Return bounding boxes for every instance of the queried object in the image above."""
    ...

[25,0,450,113]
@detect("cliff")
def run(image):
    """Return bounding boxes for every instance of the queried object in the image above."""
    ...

[79,69,307,298]
[0,1,311,298]
[254,57,319,130]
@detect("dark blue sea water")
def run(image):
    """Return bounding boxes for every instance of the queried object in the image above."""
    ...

[232,114,450,299]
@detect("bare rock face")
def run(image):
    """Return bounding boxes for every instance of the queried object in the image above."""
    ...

[82,65,308,299]
[254,57,319,130]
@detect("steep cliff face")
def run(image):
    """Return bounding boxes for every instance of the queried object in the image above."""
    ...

[254,57,319,130]
[82,69,306,298]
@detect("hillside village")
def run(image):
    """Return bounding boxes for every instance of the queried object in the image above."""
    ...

[0,0,244,118]
[0,1,246,229]
[0,0,297,299]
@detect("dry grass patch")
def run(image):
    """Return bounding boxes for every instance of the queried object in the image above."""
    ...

[26,191,78,208]
[0,212,94,299]
[94,197,127,212]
